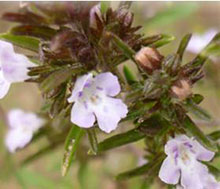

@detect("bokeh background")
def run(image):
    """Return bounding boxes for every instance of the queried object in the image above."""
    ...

[0,2,220,189]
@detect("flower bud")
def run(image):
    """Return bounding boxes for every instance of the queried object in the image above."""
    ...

[135,47,163,74]
[117,8,133,28]
[171,79,192,100]
[89,4,102,29]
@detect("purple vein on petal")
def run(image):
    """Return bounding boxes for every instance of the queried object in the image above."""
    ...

[96,86,103,91]
[83,101,88,109]
[173,147,179,165]
[78,91,83,97]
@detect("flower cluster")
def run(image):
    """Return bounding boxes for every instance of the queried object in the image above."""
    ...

[0,2,219,188]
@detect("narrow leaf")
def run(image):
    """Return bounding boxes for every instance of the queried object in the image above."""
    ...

[87,128,98,155]
[177,33,192,60]
[123,65,137,85]
[138,114,172,137]
[208,130,220,141]
[62,125,85,176]
[108,32,136,60]
[202,32,220,57]
[10,25,57,40]
[97,128,145,153]
[0,33,40,52]
[191,94,204,104]
[116,153,165,180]
[185,100,211,121]
[203,162,220,178]
[182,116,217,151]
[125,101,157,121]
[150,34,175,48]
[40,68,73,93]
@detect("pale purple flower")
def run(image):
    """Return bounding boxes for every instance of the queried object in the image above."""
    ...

[159,135,220,189]
[0,40,35,99]
[5,109,45,153]
[187,29,218,54]
[68,72,128,133]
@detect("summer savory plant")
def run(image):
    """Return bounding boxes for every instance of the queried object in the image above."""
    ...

[0,2,220,188]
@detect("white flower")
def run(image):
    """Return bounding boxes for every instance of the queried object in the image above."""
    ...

[159,135,220,189]
[0,40,35,99]
[68,72,128,133]
[5,109,45,153]
[187,29,218,54]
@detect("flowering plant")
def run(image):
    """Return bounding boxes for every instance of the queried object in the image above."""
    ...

[0,2,219,188]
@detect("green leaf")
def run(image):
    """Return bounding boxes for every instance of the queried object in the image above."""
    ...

[208,130,220,141]
[109,32,136,60]
[116,153,165,180]
[87,128,98,155]
[138,114,172,137]
[202,32,220,57]
[203,162,220,178]
[125,101,157,121]
[100,2,110,15]
[97,128,145,153]
[182,116,217,151]
[62,125,85,176]
[146,3,198,28]
[10,25,57,40]
[177,33,192,60]
[185,99,211,121]
[123,65,137,85]
[191,94,204,104]
[190,32,220,68]
[0,33,40,52]
[150,34,175,48]
[40,68,74,93]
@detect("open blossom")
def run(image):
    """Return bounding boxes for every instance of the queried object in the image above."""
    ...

[0,40,35,99]
[159,135,220,189]
[68,72,128,133]
[5,109,45,153]
[187,29,217,54]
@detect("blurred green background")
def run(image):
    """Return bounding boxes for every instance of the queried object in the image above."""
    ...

[0,2,220,189]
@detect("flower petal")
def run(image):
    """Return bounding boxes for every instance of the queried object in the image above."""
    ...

[193,140,215,161]
[70,101,95,128]
[1,51,35,83]
[204,174,220,189]
[0,71,10,99]
[0,40,14,55]
[94,96,128,133]
[180,161,208,189]
[5,128,33,153]
[187,29,217,54]
[95,72,121,96]
[8,109,45,131]
[159,157,180,185]
[68,73,93,103]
